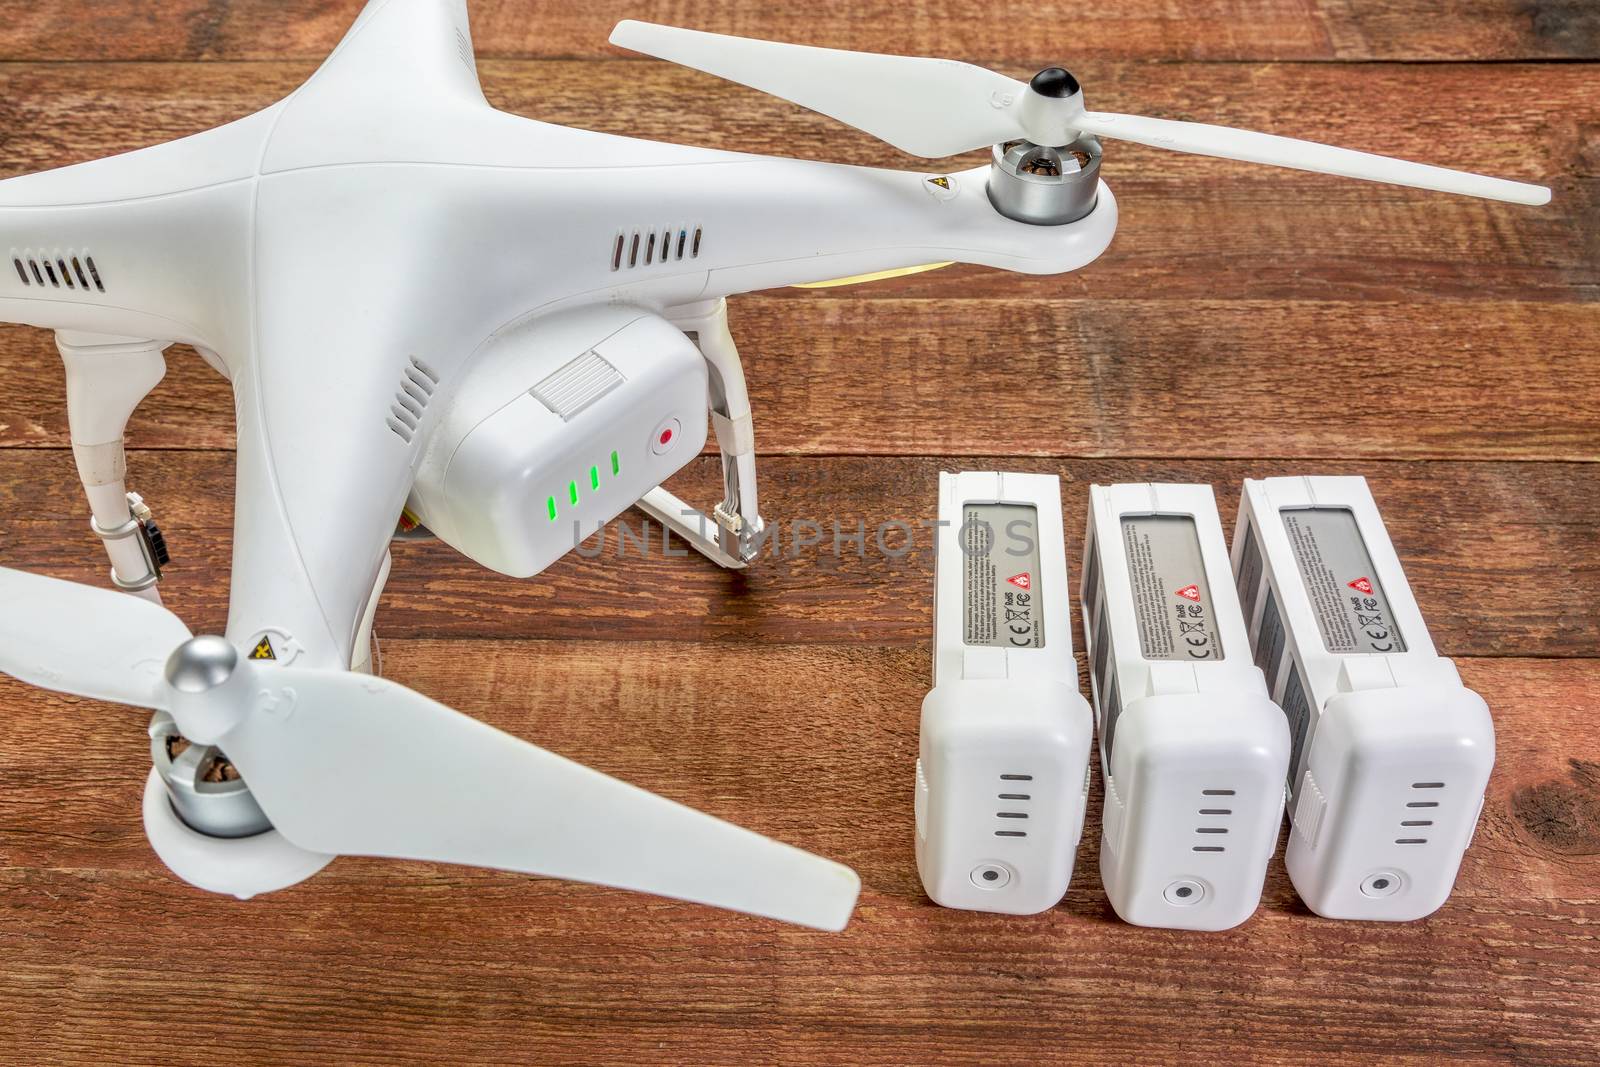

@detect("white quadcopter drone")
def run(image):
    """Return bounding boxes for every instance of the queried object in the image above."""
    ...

[0,1,1547,931]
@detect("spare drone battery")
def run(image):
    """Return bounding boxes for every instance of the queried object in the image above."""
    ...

[915,471,1094,914]
[1081,484,1289,930]
[1232,476,1494,921]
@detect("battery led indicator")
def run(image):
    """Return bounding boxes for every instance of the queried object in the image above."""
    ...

[611,450,620,476]
[568,481,579,507]
[546,496,558,522]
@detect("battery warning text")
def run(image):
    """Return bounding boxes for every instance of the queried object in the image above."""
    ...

[961,503,1045,649]
[1120,514,1223,661]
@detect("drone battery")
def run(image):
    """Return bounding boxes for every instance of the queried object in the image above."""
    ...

[1081,484,1289,930]
[915,471,1094,914]
[1232,476,1494,920]
[410,305,708,578]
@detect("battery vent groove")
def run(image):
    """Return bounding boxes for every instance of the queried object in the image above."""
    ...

[1195,787,1233,851]
[992,773,1032,837]
[1394,781,1446,845]
[531,350,624,420]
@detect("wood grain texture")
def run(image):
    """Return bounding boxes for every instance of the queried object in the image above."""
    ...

[0,2,1595,1064]
[1,647,1596,1065]
[0,0,1596,62]
[0,450,1595,656]
[5,297,1599,459]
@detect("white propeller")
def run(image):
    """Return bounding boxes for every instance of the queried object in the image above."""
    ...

[0,565,861,930]
[610,20,1551,207]
[613,20,1024,159]
[0,563,190,706]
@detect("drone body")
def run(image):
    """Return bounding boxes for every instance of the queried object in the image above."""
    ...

[0,0,1546,928]
[2,1,1109,677]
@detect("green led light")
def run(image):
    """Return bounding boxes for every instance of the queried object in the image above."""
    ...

[569,480,579,507]
[589,465,600,490]
[611,450,620,476]
[546,496,557,522]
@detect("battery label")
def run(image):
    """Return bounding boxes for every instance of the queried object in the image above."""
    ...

[1120,515,1223,661]
[1280,507,1407,655]
[961,503,1044,648]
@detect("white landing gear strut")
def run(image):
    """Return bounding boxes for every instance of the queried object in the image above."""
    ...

[638,299,766,569]
[55,331,171,603]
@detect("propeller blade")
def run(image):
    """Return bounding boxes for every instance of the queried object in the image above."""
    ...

[610,20,1023,158]
[613,21,1548,204]
[221,669,862,931]
[1073,111,1550,206]
[0,565,190,707]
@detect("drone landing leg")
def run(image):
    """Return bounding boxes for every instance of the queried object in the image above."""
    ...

[55,332,171,603]
[637,299,765,570]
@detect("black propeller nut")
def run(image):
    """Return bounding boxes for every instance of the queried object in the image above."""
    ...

[1029,67,1081,99]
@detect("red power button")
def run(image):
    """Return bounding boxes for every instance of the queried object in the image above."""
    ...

[651,417,681,456]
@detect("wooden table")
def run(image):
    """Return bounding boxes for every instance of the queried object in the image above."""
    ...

[1,3,1595,1063]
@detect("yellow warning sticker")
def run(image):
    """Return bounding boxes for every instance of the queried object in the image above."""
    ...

[927,176,951,190]
[250,636,276,660]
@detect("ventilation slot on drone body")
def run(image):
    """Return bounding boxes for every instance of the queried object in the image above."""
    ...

[455,27,475,72]
[610,225,703,271]
[387,356,440,444]
[10,249,105,293]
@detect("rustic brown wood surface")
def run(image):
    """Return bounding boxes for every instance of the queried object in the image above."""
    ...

[0,2,1596,1064]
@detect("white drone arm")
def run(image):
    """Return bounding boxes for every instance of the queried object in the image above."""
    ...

[669,156,1117,299]
[0,108,277,353]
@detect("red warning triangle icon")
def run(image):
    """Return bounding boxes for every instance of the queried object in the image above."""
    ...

[1007,573,1031,590]
[1348,576,1375,595]
[1174,584,1201,602]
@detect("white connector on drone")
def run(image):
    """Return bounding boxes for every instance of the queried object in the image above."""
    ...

[1082,484,1289,930]
[916,472,1093,914]
[1232,476,1494,921]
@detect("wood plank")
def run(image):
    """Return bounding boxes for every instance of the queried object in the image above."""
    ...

[0,450,1593,656]
[0,0,1595,63]
[0,60,1586,304]
[5,298,1596,459]
[0,8,1594,1061]
[0,647,1595,1064]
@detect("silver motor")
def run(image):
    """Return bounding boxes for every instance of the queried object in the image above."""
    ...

[987,136,1103,226]
[149,710,271,838]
